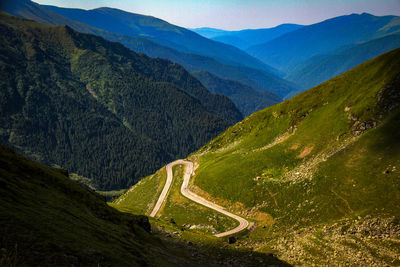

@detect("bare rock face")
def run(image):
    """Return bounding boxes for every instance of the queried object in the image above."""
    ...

[352,120,377,136]
[377,73,400,114]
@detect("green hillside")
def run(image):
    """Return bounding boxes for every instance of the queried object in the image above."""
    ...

[119,48,400,265]
[0,146,289,266]
[191,48,400,265]
[0,12,241,190]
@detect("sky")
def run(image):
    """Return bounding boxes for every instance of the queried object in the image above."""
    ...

[33,0,400,30]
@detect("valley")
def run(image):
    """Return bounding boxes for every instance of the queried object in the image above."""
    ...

[1,1,400,265]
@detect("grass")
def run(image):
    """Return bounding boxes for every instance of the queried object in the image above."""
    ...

[192,47,400,223]
[186,48,400,264]
[113,164,239,235]
[0,146,160,266]
[110,167,167,215]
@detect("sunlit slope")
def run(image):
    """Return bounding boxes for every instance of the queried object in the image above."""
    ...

[189,48,400,264]
[196,46,400,219]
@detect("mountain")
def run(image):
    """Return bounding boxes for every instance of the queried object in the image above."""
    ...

[119,48,400,265]
[0,146,287,266]
[287,33,400,92]
[247,13,400,73]
[192,70,281,116]
[191,27,230,39]
[195,24,304,50]
[1,0,295,106]
[40,5,272,72]
[0,12,242,190]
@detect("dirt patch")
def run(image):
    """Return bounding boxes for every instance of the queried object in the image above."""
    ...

[252,211,274,226]
[253,127,297,152]
[298,145,314,158]
[291,144,299,150]
[190,184,230,209]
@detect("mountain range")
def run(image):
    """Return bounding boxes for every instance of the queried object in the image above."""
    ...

[193,24,303,50]
[287,32,400,91]
[1,0,295,113]
[246,13,400,74]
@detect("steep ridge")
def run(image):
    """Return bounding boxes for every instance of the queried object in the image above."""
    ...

[41,5,271,72]
[0,146,288,266]
[0,12,240,190]
[1,0,295,107]
[287,33,400,92]
[192,70,281,116]
[118,48,400,265]
[247,13,400,73]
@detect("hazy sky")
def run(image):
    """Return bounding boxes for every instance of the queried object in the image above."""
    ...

[33,0,400,30]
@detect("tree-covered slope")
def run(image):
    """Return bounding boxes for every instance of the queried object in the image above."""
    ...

[192,70,281,116]
[287,33,400,92]
[0,146,288,266]
[0,12,240,190]
[1,0,295,107]
[247,13,400,73]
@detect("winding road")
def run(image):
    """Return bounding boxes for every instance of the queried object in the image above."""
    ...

[149,160,250,237]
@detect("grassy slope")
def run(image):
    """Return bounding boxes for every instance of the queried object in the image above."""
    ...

[0,146,287,266]
[188,48,400,264]
[0,145,175,266]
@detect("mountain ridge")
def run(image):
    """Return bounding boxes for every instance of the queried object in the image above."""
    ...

[42,5,273,72]
[287,33,400,93]
[247,13,400,73]
[1,0,294,106]
[194,24,304,50]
